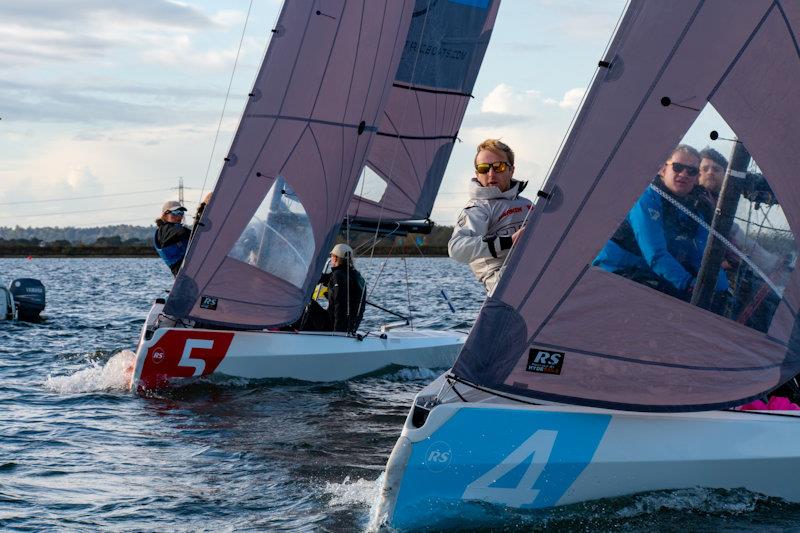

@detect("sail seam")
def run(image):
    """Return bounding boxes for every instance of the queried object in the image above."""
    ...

[707,2,775,100]
[245,113,378,132]
[531,340,789,372]
[776,1,800,58]
[529,264,590,340]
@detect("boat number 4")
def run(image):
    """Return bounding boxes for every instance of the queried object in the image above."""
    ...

[178,339,215,376]
[462,430,557,507]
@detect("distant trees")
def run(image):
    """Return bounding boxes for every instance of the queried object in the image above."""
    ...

[0,225,154,244]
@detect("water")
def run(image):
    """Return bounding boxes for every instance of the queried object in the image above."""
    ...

[2,258,800,531]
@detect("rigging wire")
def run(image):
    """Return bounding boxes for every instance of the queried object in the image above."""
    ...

[198,0,255,203]
[0,203,156,219]
[0,187,174,206]
[363,0,435,310]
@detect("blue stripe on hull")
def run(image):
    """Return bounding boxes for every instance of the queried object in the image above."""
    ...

[392,408,611,528]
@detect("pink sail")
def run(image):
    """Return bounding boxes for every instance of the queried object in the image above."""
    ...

[453,0,800,411]
[164,1,414,327]
[348,0,501,223]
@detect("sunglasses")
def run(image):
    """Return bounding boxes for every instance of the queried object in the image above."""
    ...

[168,209,186,216]
[668,161,699,177]
[475,161,511,174]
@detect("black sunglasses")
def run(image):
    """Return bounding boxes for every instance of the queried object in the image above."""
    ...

[668,161,699,177]
[475,161,512,174]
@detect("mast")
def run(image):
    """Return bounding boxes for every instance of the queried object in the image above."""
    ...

[691,141,751,309]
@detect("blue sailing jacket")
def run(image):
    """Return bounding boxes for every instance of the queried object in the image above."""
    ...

[153,225,189,268]
[593,183,728,294]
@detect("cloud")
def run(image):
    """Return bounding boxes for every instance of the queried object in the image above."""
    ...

[544,87,586,110]
[480,83,543,114]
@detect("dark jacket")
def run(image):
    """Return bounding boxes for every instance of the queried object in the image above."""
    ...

[154,222,191,276]
[321,263,366,333]
[153,202,207,276]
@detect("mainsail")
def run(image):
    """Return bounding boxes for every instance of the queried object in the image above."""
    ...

[348,0,501,223]
[453,0,800,411]
[163,1,414,328]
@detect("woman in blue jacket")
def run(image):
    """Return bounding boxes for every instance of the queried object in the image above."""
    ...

[594,145,728,301]
[154,194,210,276]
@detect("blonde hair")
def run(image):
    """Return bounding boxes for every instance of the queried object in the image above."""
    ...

[475,139,514,167]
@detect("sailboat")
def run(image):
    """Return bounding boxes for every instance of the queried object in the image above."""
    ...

[129,0,501,392]
[374,0,800,528]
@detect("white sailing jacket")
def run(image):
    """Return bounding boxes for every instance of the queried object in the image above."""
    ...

[449,179,532,293]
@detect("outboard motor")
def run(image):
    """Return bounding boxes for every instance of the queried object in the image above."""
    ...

[9,278,45,321]
[0,286,14,320]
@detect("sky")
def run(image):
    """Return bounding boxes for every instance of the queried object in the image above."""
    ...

[1,0,638,228]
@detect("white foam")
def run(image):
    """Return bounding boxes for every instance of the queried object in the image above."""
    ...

[386,367,440,382]
[324,473,383,508]
[44,350,135,394]
[616,487,760,518]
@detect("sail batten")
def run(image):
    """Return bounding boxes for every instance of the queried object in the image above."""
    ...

[453,0,800,412]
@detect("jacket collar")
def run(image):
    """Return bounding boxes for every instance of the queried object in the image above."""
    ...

[469,178,528,201]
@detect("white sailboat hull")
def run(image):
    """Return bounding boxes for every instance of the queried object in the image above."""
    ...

[375,378,800,529]
[129,321,465,392]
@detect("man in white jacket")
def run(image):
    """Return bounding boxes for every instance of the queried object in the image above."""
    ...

[448,139,532,293]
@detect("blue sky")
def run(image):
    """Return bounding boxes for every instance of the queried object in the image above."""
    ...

[0,0,630,228]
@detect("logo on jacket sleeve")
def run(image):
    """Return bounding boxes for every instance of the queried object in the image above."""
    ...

[526,348,565,375]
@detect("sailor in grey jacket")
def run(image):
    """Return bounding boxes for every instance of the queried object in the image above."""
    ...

[449,177,532,293]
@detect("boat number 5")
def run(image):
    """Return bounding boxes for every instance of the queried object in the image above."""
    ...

[178,339,214,376]
[462,429,557,507]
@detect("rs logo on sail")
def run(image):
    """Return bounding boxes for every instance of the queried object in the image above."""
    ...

[526,348,565,375]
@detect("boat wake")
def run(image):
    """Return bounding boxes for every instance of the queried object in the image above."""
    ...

[44,350,135,394]
[323,473,383,508]
[382,366,441,382]
[615,487,769,517]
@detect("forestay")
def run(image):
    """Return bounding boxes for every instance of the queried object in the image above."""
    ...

[453,0,800,411]
[348,0,500,223]
[164,1,413,328]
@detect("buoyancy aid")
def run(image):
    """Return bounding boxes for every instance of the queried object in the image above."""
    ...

[153,225,189,267]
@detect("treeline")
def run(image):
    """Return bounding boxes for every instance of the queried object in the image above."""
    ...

[0,225,456,257]
[0,236,155,257]
[0,225,154,244]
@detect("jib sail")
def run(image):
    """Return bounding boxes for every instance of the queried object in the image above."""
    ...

[452,0,800,411]
[164,1,414,328]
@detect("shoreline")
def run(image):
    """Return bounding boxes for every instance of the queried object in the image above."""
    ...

[0,246,450,258]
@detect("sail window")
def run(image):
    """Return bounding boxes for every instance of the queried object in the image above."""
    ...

[592,104,796,333]
[354,167,388,203]
[227,177,315,288]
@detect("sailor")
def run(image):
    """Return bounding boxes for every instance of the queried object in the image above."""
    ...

[448,139,532,293]
[698,147,783,331]
[593,145,729,301]
[153,193,211,276]
[299,243,366,333]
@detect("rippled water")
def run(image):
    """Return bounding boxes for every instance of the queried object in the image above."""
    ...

[2,257,800,531]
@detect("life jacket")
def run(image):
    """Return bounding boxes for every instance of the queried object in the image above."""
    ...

[153,226,189,267]
[610,177,713,275]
